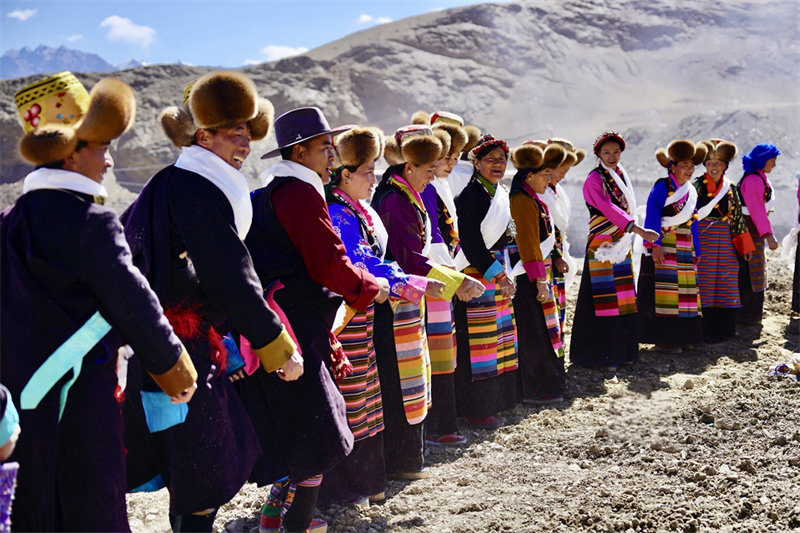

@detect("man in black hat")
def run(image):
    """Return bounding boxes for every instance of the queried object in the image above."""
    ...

[240,107,389,533]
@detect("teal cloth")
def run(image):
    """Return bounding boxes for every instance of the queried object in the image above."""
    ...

[20,311,111,421]
[141,391,188,433]
[0,396,19,447]
[129,473,166,493]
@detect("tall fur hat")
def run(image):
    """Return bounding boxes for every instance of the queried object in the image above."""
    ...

[411,110,431,125]
[462,125,482,153]
[548,138,586,167]
[16,72,136,166]
[655,139,708,168]
[159,70,274,148]
[433,128,451,159]
[333,126,384,169]
[511,142,566,171]
[700,139,737,164]
[384,125,442,167]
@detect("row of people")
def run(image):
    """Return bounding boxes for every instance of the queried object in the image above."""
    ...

[1,69,790,533]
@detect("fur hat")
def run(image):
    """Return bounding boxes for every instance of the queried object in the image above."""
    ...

[700,139,737,164]
[548,138,586,167]
[433,129,451,159]
[511,142,566,170]
[333,126,384,169]
[160,71,274,148]
[385,125,442,167]
[15,72,136,166]
[433,122,467,157]
[655,139,708,168]
[411,110,431,125]
[462,125,482,153]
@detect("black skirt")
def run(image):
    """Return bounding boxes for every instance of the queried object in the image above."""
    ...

[793,241,800,313]
[637,255,704,346]
[701,307,737,343]
[569,256,639,367]
[453,299,518,419]
[373,301,425,474]
[424,373,458,436]
[514,275,565,400]
[737,254,765,323]
[317,433,385,505]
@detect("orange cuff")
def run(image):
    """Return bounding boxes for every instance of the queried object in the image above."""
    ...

[148,347,198,397]
[253,326,297,373]
[733,233,755,257]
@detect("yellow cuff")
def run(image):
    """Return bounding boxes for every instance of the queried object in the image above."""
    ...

[427,264,467,301]
[253,326,297,373]
[148,346,198,397]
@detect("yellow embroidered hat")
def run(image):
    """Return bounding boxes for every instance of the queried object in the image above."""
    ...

[15,71,90,133]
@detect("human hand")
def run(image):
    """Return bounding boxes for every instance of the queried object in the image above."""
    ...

[536,280,549,303]
[425,280,447,299]
[553,257,569,274]
[170,382,197,404]
[277,352,304,381]
[374,277,390,304]
[743,251,753,261]
[455,276,485,301]
[498,275,515,299]
[0,424,20,462]
[652,245,664,266]
[766,234,778,251]
[228,368,245,382]
[634,226,660,243]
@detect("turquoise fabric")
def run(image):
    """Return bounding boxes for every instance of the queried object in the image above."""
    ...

[0,395,19,447]
[129,473,166,493]
[20,311,111,421]
[141,391,188,433]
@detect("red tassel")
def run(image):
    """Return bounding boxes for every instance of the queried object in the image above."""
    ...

[328,330,353,382]
[165,303,225,374]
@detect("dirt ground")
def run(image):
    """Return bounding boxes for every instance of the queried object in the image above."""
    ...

[126,249,800,533]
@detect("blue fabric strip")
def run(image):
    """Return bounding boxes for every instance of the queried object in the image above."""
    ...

[0,395,19,447]
[20,311,111,420]
[141,391,188,433]
[129,473,166,493]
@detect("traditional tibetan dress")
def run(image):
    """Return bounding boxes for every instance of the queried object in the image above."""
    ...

[693,173,755,342]
[452,175,518,418]
[570,165,639,367]
[791,185,800,313]
[509,182,565,400]
[2,169,193,531]
[737,170,775,323]
[318,189,427,504]
[638,174,704,346]
[121,146,288,516]
[372,174,464,473]
[420,179,463,437]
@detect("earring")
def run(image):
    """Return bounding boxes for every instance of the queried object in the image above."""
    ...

[345,178,351,184]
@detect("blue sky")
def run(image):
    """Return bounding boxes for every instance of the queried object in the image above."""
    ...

[1,0,502,67]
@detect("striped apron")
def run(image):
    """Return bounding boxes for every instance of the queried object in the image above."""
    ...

[696,218,741,308]
[586,215,637,316]
[542,257,565,358]
[392,299,431,425]
[654,225,702,317]
[426,297,457,374]
[742,216,767,292]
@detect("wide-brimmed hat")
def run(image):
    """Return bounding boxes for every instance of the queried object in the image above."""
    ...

[15,71,136,166]
[261,107,351,159]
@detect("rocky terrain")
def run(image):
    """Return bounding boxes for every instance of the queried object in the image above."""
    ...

[127,250,800,533]
[1,0,798,235]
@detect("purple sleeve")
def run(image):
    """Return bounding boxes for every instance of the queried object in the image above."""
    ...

[378,192,435,277]
[582,171,635,231]
[421,184,445,244]
[740,174,772,237]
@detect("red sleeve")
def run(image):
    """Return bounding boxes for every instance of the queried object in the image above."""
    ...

[273,180,379,312]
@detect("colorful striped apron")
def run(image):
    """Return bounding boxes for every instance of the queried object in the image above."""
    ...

[542,257,565,358]
[426,296,457,374]
[654,225,702,317]
[696,218,741,308]
[463,249,518,380]
[392,299,431,425]
[335,302,383,441]
[586,215,637,316]
[552,237,566,341]
[742,216,767,292]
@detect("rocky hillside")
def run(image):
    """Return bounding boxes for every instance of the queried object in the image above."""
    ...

[1,0,797,236]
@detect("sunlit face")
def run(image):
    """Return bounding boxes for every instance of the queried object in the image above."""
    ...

[405,161,438,193]
[65,141,113,184]
[434,156,451,179]
[762,156,778,174]
[598,141,622,169]
[197,123,251,170]
[672,159,695,184]
[704,158,726,181]
[527,168,552,194]
[475,147,507,184]
[339,160,377,201]
[550,162,572,186]
[293,133,336,182]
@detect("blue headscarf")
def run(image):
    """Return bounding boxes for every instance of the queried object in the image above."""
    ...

[741,143,780,174]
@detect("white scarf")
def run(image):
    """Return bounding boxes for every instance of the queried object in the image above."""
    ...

[175,145,252,239]
[695,177,731,221]
[427,177,459,267]
[594,163,640,265]
[362,201,389,260]
[661,178,698,228]
[260,160,326,201]
[453,182,511,271]
[448,159,474,199]
[23,168,108,200]
[538,184,577,289]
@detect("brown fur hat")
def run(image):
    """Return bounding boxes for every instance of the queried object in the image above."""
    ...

[17,76,136,165]
[384,136,404,166]
[411,110,431,125]
[656,139,708,168]
[334,126,384,168]
[433,122,467,157]
[547,138,586,168]
[433,128,451,159]
[700,139,737,164]
[462,125,482,153]
[510,144,543,170]
[161,71,274,147]
[542,143,567,169]
[401,134,442,166]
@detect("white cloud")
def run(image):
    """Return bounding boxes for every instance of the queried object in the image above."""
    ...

[100,15,155,48]
[259,45,309,62]
[356,14,392,25]
[243,59,263,66]
[7,9,36,21]
[66,34,83,42]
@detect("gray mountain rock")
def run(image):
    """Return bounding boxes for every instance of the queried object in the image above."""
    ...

[0,45,115,79]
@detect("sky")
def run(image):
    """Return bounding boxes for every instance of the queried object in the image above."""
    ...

[0,0,502,67]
